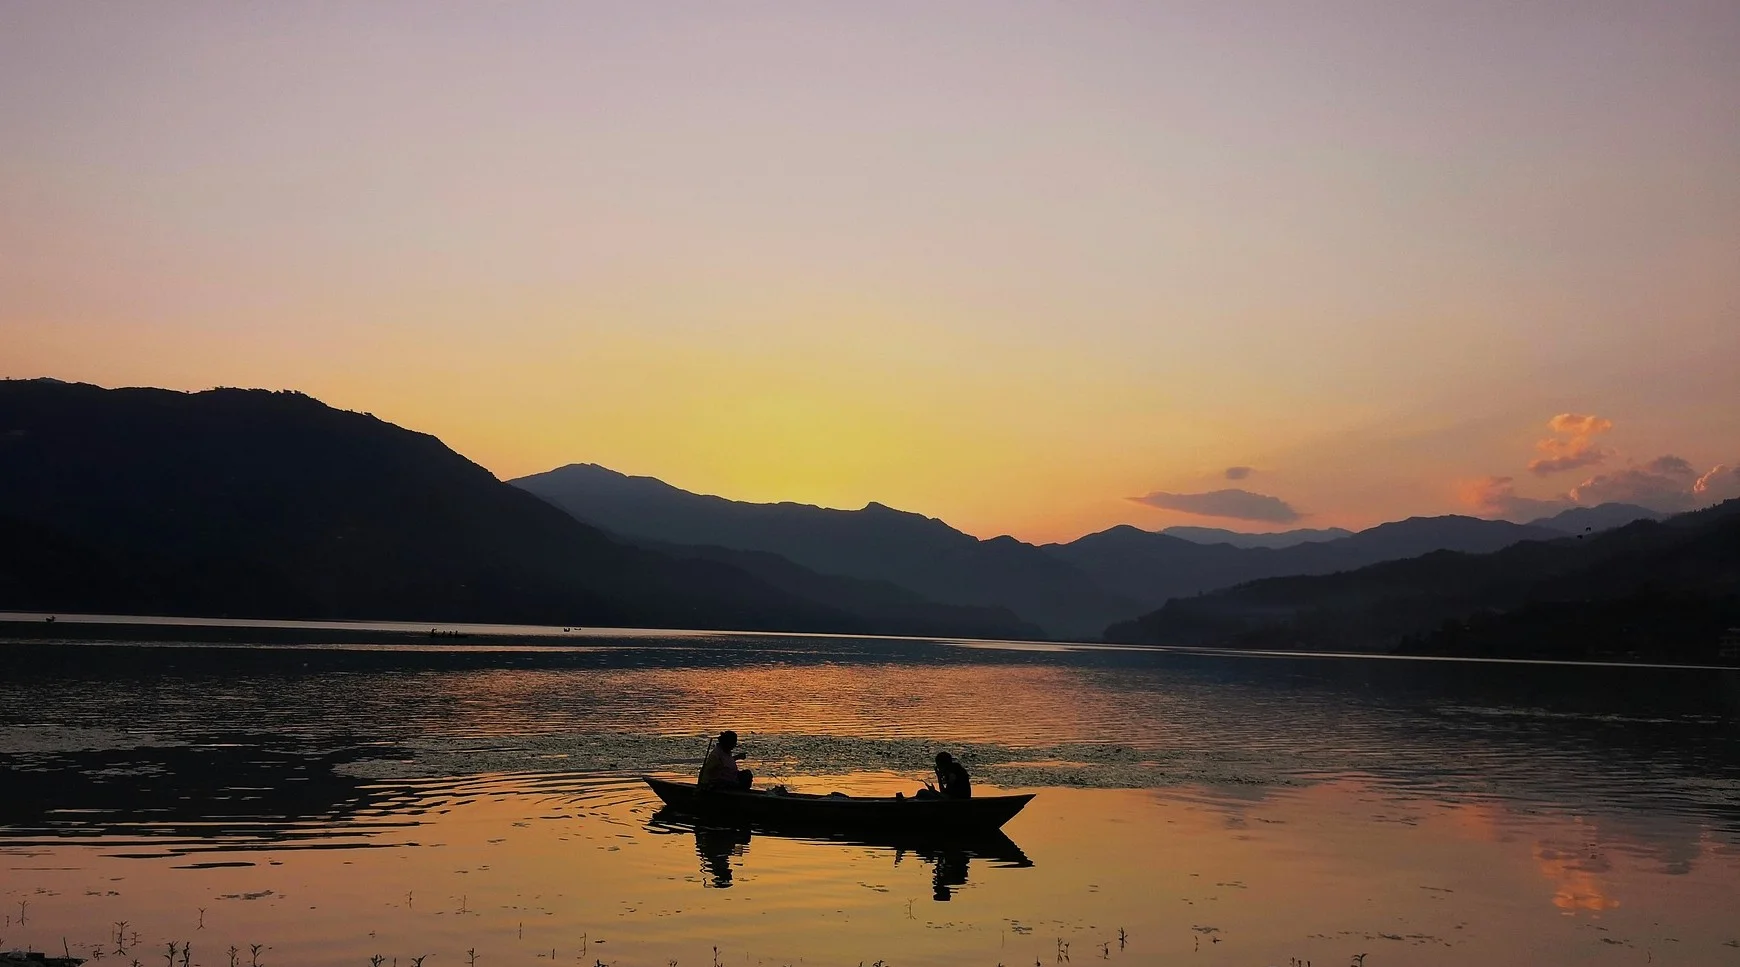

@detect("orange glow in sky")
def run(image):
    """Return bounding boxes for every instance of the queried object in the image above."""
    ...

[3,4,1737,542]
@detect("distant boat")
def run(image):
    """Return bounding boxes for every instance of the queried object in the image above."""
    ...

[642,777,1033,833]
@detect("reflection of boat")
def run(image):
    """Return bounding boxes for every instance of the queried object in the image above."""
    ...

[647,806,1033,898]
[643,777,1034,832]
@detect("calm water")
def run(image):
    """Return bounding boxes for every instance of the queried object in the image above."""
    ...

[3,627,1739,966]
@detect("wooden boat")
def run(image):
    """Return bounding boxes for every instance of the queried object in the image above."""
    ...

[647,806,1034,866]
[643,777,1033,833]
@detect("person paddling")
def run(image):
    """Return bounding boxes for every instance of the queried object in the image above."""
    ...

[698,730,753,791]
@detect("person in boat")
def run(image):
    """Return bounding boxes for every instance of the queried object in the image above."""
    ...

[698,730,753,791]
[916,751,971,799]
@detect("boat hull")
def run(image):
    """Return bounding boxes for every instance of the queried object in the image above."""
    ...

[642,777,1032,833]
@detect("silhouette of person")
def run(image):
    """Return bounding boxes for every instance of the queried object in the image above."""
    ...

[699,731,753,790]
[933,751,971,799]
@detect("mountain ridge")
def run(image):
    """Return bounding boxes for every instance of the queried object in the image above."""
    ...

[1104,499,1740,661]
[510,463,1624,638]
[0,380,1029,638]
[512,463,1137,638]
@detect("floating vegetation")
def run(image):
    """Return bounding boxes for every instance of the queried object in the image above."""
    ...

[333,732,1299,790]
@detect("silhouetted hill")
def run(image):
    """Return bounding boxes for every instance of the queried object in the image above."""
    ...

[514,464,1590,636]
[1045,515,1563,607]
[1105,500,1740,663]
[511,463,1138,638]
[1528,502,1664,534]
[1160,525,1354,548]
[0,380,1026,638]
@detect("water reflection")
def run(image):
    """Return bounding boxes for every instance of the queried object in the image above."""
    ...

[647,806,1032,898]
[5,634,1740,965]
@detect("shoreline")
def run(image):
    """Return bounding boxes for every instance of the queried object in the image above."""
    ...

[0,618,610,648]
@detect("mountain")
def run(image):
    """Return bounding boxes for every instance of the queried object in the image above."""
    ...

[1043,515,1565,608]
[1105,500,1740,663]
[1160,525,1354,548]
[632,538,1039,640]
[511,463,1139,638]
[0,380,1028,638]
[1529,502,1664,535]
[513,463,1586,637]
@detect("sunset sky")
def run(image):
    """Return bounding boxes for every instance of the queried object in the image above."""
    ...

[4,2,1737,543]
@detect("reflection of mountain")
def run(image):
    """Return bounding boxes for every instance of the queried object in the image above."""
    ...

[0,740,406,851]
[1107,499,1740,661]
[0,380,1028,640]
[4,635,1736,872]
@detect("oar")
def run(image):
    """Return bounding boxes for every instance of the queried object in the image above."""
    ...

[698,735,716,783]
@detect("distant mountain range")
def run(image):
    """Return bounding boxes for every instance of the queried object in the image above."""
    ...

[0,380,1033,639]
[3,379,1694,650]
[1106,500,1740,663]
[511,464,1135,637]
[511,463,1663,638]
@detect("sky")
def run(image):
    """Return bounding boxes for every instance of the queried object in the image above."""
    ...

[3,2,1738,543]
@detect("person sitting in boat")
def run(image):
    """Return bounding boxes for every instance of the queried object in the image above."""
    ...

[698,730,753,791]
[916,751,971,799]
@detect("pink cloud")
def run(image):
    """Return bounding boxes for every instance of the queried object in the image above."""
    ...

[1528,413,1615,476]
[1568,455,1700,510]
[1693,463,1740,502]
[1547,414,1613,437]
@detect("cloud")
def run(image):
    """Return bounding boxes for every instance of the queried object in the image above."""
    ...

[1693,464,1740,502]
[1568,455,1700,510]
[1528,412,1615,475]
[1223,466,1253,480]
[1130,488,1301,523]
[1458,476,1572,520]
[1548,413,1613,437]
[1464,411,1739,519]
[1646,454,1695,476]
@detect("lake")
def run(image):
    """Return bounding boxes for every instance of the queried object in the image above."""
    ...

[3,622,1739,966]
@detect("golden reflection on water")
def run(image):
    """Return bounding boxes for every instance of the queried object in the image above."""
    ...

[5,639,1740,964]
[420,662,1138,746]
[5,774,1739,967]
